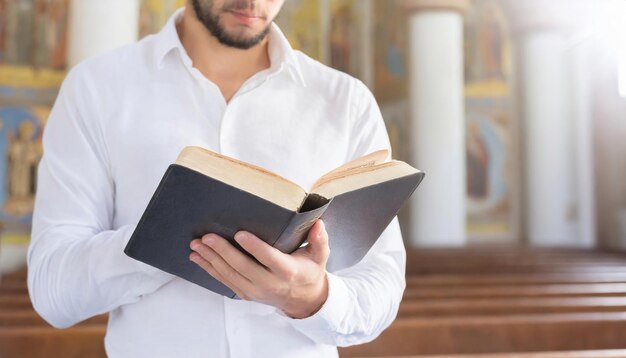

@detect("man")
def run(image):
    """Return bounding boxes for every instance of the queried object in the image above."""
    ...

[27,1,406,357]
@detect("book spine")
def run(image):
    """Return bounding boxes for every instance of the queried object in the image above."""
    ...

[271,195,333,254]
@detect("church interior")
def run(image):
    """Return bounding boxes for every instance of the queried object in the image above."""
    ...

[2,0,626,357]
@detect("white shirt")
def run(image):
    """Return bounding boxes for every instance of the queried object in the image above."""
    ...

[28,8,406,358]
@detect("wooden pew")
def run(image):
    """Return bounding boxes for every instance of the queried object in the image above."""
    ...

[346,349,626,357]
[0,280,27,294]
[0,310,107,327]
[344,247,626,357]
[405,247,626,260]
[0,326,106,358]
[407,264,626,275]
[338,312,626,357]
[0,295,33,310]
[4,249,626,357]
[406,272,626,287]
[403,283,626,299]
[405,248,626,275]
[398,296,626,317]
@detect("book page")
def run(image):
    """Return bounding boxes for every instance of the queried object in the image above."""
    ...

[310,149,389,190]
[176,146,307,211]
[311,161,420,199]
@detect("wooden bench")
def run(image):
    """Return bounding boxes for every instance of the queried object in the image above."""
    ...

[344,349,626,357]
[405,248,626,275]
[405,247,626,259]
[0,326,106,358]
[408,264,626,275]
[398,296,626,317]
[0,295,33,310]
[338,312,626,356]
[406,272,626,287]
[0,280,27,294]
[0,310,107,327]
[4,249,626,357]
[403,283,626,299]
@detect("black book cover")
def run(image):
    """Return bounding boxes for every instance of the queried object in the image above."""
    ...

[124,164,424,298]
[320,173,423,271]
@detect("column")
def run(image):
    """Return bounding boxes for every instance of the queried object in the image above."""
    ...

[570,40,596,248]
[508,0,596,247]
[68,0,141,68]
[404,0,470,247]
[521,32,577,246]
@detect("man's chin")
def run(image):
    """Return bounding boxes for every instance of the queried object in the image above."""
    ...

[216,27,271,49]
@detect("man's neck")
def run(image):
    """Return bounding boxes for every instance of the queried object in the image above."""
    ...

[177,6,271,102]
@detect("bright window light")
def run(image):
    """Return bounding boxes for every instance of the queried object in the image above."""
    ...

[597,0,626,97]
[610,1,626,97]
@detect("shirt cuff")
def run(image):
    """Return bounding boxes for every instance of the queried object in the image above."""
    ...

[283,271,351,336]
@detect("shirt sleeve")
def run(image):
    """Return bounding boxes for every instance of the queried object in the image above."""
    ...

[27,65,173,329]
[286,80,406,346]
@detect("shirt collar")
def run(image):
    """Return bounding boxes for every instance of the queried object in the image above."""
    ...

[153,7,306,87]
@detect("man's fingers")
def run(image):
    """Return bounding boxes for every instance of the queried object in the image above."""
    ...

[190,238,256,293]
[199,234,267,282]
[305,220,330,265]
[234,231,291,275]
[189,251,249,300]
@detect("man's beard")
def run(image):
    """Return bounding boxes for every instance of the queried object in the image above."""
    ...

[191,0,272,50]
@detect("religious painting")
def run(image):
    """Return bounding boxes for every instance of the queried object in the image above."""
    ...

[372,0,407,103]
[465,81,519,242]
[0,0,7,63]
[0,0,69,70]
[328,0,370,80]
[380,99,410,162]
[0,106,46,244]
[139,0,186,38]
[380,99,412,237]
[275,0,323,62]
[1,0,35,67]
[0,66,62,244]
[0,0,67,246]
[464,0,512,83]
[33,0,69,69]
[0,106,45,217]
[0,66,63,106]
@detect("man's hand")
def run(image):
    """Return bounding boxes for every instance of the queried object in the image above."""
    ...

[189,220,330,319]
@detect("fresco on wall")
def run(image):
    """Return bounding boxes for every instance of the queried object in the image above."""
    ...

[372,0,407,103]
[0,0,69,70]
[0,0,67,243]
[463,0,518,243]
[329,0,368,79]
[0,66,61,243]
[0,102,49,244]
[465,82,518,242]
[275,0,324,61]
[464,0,512,83]
[0,106,46,216]
[139,0,186,38]
[380,99,410,162]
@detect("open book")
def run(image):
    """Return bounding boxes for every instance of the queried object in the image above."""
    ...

[124,146,424,298]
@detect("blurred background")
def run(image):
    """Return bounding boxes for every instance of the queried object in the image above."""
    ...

[1,0,626,357]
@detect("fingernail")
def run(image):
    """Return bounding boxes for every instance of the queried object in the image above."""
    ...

[203,235,215,245]
[318,221,325,238]
[235,232,248,244]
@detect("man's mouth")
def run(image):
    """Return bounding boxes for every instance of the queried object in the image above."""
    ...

[228,10,264,25]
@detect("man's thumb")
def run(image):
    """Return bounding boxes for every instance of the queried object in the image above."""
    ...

[306,220,329,264]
